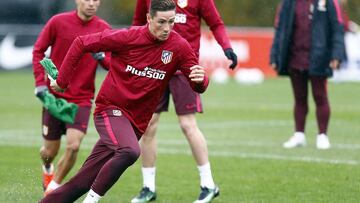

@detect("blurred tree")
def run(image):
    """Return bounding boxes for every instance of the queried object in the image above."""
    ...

[62,0,136,26]
[215,0,281,27]
[97,0,136,26]
[346,0,360,24]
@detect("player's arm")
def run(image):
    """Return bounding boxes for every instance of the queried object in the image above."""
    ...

[92,52,111,70]
[270,2,283,70]
[32,17,56,97]
[328,0,345,69]
[132,0,148,26]
[92,24,113,70]
[178,42,209,93]
[200,0,237,69]
[184,65,209,93]
[54,29,125,91]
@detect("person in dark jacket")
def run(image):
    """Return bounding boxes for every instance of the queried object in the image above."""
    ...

[270,0,345,150]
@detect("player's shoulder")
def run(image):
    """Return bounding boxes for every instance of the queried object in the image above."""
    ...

[170,30,189,46]
[99,26,132,41]
[127,25,147,37]
[166,31,192,55]
[170,30,182,39]
[93,16,111,28]
[44,11,73,27]
[50,11,74,21]
[128,25,146,32]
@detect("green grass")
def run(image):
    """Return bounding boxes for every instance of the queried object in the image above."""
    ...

[0,70,359,202]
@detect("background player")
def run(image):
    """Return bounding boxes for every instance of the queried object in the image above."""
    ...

[270,0,345,149]
[32,0,110,195]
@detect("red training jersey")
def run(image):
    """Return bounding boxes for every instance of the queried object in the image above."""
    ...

[133,0,232,57]
[32,11,110,106]
[56,26,209,135]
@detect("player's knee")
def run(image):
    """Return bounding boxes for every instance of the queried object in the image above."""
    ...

[128,147,141,163]
[117,147,141,164]
[295,95,307,105]
[66,142,81,153]
[179,121,197,135]
[313,94,328,106]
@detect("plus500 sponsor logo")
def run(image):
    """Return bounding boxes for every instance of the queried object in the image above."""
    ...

[125,65,166,80]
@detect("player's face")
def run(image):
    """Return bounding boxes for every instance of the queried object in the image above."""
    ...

[147,10,176,41]
[76,0,101,21]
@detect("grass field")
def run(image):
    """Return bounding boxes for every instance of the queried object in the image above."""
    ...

[0,70,359,203]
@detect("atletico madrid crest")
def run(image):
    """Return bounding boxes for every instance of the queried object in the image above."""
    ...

[177,0,188,8]
[161,50,173,64]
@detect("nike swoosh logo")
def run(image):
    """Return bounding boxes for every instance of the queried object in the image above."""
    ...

[0,34,34,70]
[185,104,196,109]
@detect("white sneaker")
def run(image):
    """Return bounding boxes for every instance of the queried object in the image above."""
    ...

[283,132,306,148]
[316,134,331,150]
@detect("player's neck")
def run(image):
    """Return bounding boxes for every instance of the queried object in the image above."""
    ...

[77,11,94,22]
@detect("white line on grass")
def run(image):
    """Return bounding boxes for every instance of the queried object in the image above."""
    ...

[157,148,360,165]
[0,130,360,150]
[158,139,360,150]
[1,129,360,150]
[1,118,358,131]
[0,134,359,166]
[1,140,357,165]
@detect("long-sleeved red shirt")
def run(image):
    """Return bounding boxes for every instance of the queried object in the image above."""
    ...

[57,26,209,135]
[133,0,231,57]
[32,11,110,106]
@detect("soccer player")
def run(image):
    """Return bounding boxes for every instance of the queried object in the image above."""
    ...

[131,0,237,202]
[32,0,110,195]
[39,0,209,202]
[270,0,345,149]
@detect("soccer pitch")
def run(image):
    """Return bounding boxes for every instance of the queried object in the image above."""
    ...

[0,70,359,202]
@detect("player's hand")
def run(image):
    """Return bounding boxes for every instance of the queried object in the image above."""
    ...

[50,80,65,93]
[189,65,205,83]
[92,52,105,61]
[34,85,48,98]
[329,59,340,70]
[224,48,238,70]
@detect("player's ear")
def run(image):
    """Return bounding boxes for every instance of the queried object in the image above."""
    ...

[146,13,151,24]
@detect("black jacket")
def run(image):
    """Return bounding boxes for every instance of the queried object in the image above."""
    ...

[270,0,345,77]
